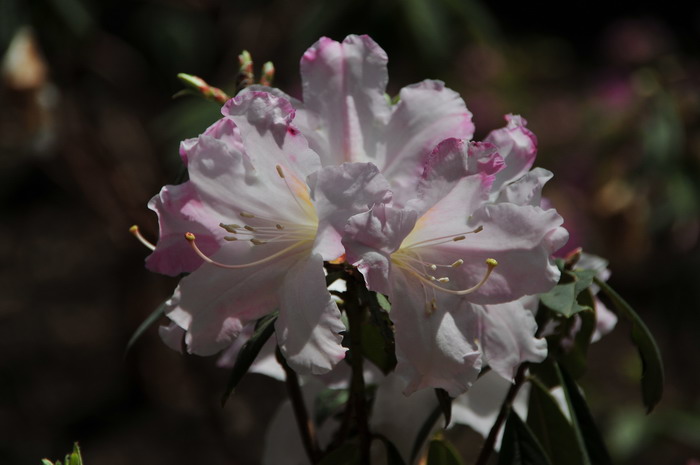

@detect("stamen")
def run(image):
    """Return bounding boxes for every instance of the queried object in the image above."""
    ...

[224,236,238,241]
[404,225,483,249]
[276,224,284,230]
[451,259,464,268]
[276,164,285,178]
[250,239,267,245]
[437,277,450,283]
[129,225,156,251]
[244,225,256,232]
[403,258,499,296]
[240,212,255,218]
[185,232,305,269]
[220,223,242,233]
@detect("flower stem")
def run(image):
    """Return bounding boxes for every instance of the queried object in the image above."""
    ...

[346,269,372,463]
[474,363,529,465]
[276,348,321,463]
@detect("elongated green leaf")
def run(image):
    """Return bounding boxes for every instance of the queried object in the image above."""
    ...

[221,312,277,406]
[427,438,465,465]
[559,366,614,465]
[559,290,596,379]
[434,388,452,428]
[498,410,552,465]
[374,435,407,465]
[318,443,360,465]
[594,278,664,412]
[527,379,585,465]
[125,300,167,354]
[411,405,442,463]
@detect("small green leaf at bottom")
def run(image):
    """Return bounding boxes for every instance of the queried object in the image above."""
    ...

[499,411,552,465]
[427,438,465,465]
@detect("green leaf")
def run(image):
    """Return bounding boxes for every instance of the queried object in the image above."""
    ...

[559,366,614,465]
[558,294,597,379]
[526,379,585,465]
[221,312,277,406]
[498,410,552,465]
[41,460,54,465]
[539,270,597,318]
[66,442,83,465]
[374,435,407,465]
[361,291,397,374]
[125,300,166,354]
[314,388,349,426]
[410,405,442,464]
[318,443,360,465]
[434,388,452,428]
[594,278,664,413]
[427,438,465,465]
[375,293,392,311]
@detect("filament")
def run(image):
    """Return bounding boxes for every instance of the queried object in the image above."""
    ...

[129,225,156,251]
[185,232,305,269]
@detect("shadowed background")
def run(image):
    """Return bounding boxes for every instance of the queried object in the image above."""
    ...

[1,0,699,463]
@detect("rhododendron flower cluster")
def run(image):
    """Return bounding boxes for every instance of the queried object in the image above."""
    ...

[143,34,568,395]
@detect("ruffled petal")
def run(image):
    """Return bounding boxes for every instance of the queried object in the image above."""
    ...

[308,162,391,261]
[276,253,347,375]
[495,167,553,206]
[145,182,222,276]
[299,35,391,165]
[486,114,538,191]
[164,246,301,356]
[383,80,475,203]
[390,271,482,396]
[477,299,548,381]
[343,204,418,295]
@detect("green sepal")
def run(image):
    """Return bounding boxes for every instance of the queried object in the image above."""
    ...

[498,410,552,465]
[221,312,278,406]
[427,438,465,465]
[594,278,664,413]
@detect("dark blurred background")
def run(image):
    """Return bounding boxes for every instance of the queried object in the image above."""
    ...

[2,0,699,464]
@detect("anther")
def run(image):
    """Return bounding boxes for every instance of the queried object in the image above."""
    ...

[129,225,156,251]
[451,259,464,268]
[244,225,256,232]
[224,237,238,241]
[275,224,284,230]
[453,235,466,242]
[240,212,255,218]
[276,164,285,178]
[429,264,437,271]
[473,225,483,233]
[437,277,450,283]
[250,239,267,245]
[220,223,242,233]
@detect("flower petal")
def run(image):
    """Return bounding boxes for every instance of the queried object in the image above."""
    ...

[390,271,482,396]
[308,162,392,261]
[478,299,548,381]
[343,204,418,295]
[495,167,553,206]
[275,253,347,375]
[486,114,538,191]
[145,182,222,276]
[164,246,299,356]
[383,80,475,203]
[299,35,391,165]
